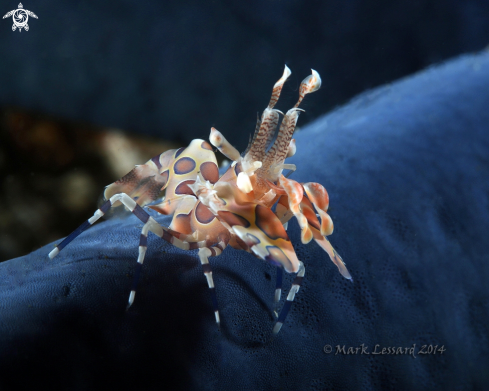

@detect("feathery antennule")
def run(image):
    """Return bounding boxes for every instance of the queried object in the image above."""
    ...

[258,69,321,181]
[248,109,280,160]
[244,66,292,163]
[260,108,301,178]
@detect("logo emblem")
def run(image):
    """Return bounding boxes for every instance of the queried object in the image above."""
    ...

[3,3,37,32]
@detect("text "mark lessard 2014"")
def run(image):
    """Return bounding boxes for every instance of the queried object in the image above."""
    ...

[323,343,446,358]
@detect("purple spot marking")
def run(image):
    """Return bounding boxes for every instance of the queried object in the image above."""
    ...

[174,157,197,175]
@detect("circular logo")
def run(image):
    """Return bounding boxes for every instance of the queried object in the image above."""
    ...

[13,9,27,27]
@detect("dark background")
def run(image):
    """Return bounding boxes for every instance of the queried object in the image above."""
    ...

[1,0,489,256]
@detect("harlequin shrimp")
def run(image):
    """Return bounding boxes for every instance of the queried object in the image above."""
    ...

[49,66,352,335]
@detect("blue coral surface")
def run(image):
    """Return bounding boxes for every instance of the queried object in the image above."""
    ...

[1,52,489,390]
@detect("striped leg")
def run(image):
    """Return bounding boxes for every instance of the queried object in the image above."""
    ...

[275,216,288,313]
[126,217,159,309]
[48,193,163,259]
[273,267,283,318]
[198,239,228,328]
[272,261,305,335]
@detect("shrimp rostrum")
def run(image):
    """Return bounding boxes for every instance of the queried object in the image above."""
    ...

[49,66,352,335]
